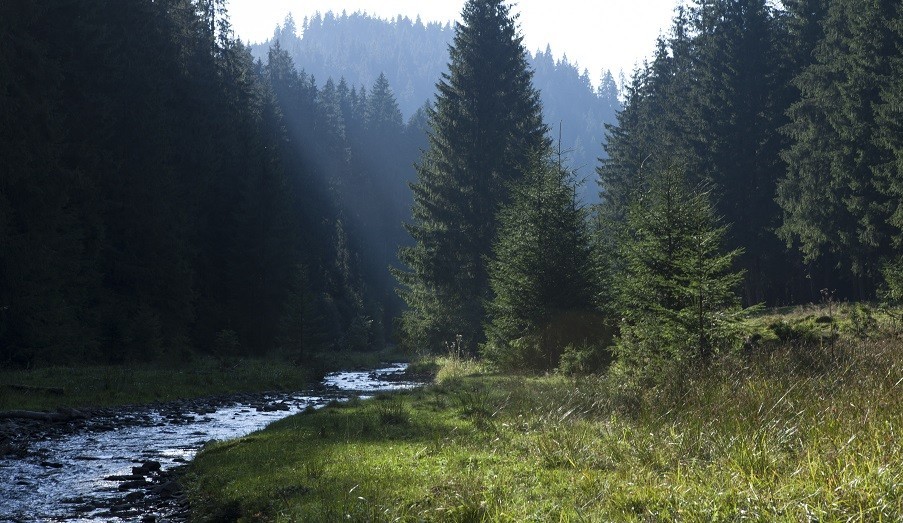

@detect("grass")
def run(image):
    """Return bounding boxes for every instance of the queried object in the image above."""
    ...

[0,348,406,411]
[185,306,903,522]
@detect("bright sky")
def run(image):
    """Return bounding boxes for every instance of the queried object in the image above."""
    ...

[226,0,683,85]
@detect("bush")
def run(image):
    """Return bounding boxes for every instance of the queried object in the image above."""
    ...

[483,311,613,372]
[768,319,826,346]
[845,304,878,339]
[558,342,612,375]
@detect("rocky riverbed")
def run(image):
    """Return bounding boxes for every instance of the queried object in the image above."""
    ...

[0,364,419,522]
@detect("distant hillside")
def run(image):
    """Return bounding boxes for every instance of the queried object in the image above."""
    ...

[248,11,621,204]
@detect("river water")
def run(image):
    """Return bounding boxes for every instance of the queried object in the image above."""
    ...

[0,364,417,522]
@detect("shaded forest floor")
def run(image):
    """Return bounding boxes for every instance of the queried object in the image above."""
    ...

[185,304,903,521]
[0,350,404,412]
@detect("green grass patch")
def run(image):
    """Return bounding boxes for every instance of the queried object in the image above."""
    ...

[745,302,903,341]
[185,332,903,521]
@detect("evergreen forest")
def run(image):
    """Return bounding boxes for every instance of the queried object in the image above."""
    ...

[1,0,421,366]
[2,0,903,377]
[396,0,903,374]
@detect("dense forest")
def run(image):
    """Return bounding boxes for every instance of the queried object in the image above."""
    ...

[601,0,903,307]
[396,0,903,374]
[3,0,903,377]
[0,0,618,368]
[249,11,622,205]
[0,0,422,366]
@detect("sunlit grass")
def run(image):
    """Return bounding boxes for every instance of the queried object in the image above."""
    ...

[185,328,903,521]
[434,352,488,385]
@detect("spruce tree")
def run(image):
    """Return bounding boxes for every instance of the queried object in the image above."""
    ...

[687,0,793,304]
[483,152,597,370]
[362,73,409,327]
[601,1,800,305]
[396,0,548,353]
[876,2,903,256]
[599,10,698,227]
[614,163,745,380]
[778,0,898,291]
[597,18,698,313]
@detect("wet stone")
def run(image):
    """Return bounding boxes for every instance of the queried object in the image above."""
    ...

[125,491,146,502]
[119,479,149,491]
[132,460,162,475]
[105,474,144,481]
[152,480,180,498]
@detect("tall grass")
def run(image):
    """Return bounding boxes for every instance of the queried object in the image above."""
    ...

[187,328,903,521]
[434,350,487,385]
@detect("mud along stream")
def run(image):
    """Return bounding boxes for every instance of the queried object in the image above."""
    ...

[0,364,418,522]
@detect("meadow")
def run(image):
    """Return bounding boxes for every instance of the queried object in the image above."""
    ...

[185,304,903,521]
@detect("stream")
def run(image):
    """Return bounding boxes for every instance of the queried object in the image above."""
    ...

[0,364,418,522]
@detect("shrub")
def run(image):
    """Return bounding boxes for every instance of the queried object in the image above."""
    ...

[558,342,612,375]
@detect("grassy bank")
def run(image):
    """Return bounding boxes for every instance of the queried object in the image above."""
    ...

[185,307,903,521]
[0,349,405,412]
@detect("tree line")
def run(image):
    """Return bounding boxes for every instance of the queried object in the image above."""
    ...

[397,0,903,376]
[250,10,622,206]
[603,0,903,306]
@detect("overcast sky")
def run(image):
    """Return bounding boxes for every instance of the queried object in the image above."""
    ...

[226,0,682,85]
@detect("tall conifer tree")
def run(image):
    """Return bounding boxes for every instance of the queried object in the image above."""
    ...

[778,0,898,291]
[878,3,903,249]
[483,153,596,370]
[687,0,792,303]
[396,0,548,353]
[601,1,795,304]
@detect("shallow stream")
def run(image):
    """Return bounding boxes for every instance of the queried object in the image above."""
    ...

[0,364,417,522]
